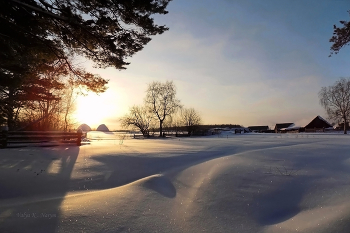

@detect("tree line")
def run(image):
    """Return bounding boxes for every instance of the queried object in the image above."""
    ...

[120,81,202,137]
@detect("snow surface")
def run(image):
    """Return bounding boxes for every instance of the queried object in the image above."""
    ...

[1,132,350,232]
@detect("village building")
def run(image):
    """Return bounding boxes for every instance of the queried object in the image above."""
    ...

[274,123,294,133]
[248,126,269,133]
[304,116,333,132]
[336,122,350,130]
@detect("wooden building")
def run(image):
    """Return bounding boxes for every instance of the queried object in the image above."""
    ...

[248,126,269,133]
[274,123,294,133]
[304,116,332,132]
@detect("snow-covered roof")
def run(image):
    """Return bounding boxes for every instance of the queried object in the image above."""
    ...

[275,123,294,130]
[305,116,332,128]
[280,126,301,131]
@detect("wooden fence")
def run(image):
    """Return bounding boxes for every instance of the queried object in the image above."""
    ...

[132,133,190,139]
[1,131,85,148]
[304,128,335,133]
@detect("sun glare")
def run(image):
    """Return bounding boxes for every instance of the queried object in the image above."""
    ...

[74,94,116,128]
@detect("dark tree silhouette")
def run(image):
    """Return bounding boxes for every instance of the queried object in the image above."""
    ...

[0,0,171,70]
[0,0,171,129]
[120,106,154,136]
[330,11,350,55]
[0,61,107,130]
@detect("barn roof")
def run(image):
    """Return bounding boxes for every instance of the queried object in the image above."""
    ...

[304,116,332,129]
[275,123,294,130]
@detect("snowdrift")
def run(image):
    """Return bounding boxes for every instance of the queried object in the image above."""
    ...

[1,133,350,232]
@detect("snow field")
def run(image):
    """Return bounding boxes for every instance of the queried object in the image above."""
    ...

[0,133,350,232]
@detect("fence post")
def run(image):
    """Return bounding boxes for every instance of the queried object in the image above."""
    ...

[77,129,82,146]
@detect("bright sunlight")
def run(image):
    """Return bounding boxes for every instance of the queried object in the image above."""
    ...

[73,91,120,129]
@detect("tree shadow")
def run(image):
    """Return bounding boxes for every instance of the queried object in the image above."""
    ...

[0,145,80,233]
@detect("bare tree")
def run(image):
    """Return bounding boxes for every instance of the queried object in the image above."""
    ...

[181,108,202,136]
[145,81,181,137]
[62,81,78,132]
[319,78,350,134]
[120,106,154,137]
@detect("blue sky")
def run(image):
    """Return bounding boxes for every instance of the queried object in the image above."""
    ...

[76,0,350,130]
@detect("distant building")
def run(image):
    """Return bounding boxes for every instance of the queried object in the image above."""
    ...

[208,128,223,135]
[336,122,350,130]
[248,126,269,133]
[274,123,294,133]
[96,124,110,132]
[304,116,332,132]
[77,124,91,132]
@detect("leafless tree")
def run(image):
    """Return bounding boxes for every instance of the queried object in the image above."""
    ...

[181,108,202,135]
[62,81,78,132]
[319,78,350,134]
[145,81,181,136]
[120,106,154,137]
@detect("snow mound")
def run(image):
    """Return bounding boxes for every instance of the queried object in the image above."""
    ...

[96,124,109,132]
[77,123,91,132]
[141,174,176,198]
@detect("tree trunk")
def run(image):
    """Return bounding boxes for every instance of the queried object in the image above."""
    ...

[344,117,348,134]
[6,88,15,130]
[64,87,74,132]
[6,108,15,131]
[159,120,163,137]
[187,126,192,136]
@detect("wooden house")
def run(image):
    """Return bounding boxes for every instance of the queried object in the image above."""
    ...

[274,123,294,133]
[304,116,332,132]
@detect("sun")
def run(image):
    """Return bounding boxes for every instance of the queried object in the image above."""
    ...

[73,94,114,128]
